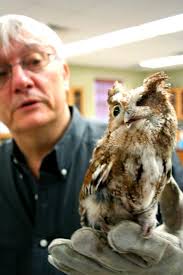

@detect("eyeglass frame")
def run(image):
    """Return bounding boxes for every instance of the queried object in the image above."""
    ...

[0,50,57,89]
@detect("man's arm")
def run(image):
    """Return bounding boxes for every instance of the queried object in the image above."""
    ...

[172,151,183,191]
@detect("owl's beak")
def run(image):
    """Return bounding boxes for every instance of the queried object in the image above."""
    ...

[124,112,133,128]
[124,111,139,128]
[124,111,131,124]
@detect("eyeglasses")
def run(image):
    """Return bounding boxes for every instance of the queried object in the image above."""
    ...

[0,51,56,88]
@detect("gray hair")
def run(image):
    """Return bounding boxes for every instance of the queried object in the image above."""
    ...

[0,14,65,59]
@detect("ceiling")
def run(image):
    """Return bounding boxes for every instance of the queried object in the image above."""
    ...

[1,0,183,70]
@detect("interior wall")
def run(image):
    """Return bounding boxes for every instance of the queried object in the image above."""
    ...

[166,69,183,87]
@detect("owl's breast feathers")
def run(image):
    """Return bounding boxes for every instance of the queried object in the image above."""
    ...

[80,133,172,215]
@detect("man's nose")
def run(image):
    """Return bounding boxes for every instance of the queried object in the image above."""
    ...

[10,64,34,93]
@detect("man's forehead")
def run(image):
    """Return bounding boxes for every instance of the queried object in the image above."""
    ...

[0,42,48,61]
[0,44,22,61]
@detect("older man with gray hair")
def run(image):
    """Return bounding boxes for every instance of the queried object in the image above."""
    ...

[0,14,182,275]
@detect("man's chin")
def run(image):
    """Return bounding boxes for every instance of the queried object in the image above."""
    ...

[11,119,51,134]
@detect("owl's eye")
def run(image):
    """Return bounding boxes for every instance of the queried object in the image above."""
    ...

[112,105,121,117]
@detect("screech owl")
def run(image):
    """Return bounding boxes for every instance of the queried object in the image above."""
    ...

[79,72,177,237]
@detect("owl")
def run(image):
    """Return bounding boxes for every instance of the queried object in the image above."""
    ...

[79,72,177,237]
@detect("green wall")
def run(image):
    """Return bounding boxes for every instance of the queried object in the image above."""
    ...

[166,69,183,87]
[69,64,183,118]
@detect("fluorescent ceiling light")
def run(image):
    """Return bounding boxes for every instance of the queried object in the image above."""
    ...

[64,14,183,57]
[140,55,183,68]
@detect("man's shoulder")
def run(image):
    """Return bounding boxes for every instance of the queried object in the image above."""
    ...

[172,151,183,190]
[83,118,106,141]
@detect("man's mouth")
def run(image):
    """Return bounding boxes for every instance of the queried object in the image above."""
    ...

[19,99,40,108]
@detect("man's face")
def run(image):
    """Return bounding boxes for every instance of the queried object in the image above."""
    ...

[0,41,70,134]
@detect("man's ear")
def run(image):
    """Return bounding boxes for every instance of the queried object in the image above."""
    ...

[62,63,70,81]
[62,63,70,91]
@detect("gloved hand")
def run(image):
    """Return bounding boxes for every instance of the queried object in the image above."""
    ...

[48,177,183,275]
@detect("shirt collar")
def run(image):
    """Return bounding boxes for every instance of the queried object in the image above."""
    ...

[54,106,87,172]
[12,106,86,173]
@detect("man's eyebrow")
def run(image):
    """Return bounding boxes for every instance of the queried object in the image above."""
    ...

[0,44,54,63]
[25,43,53,51]
[23,43,43,51]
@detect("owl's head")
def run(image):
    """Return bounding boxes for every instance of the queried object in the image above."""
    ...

[107,72,177,133]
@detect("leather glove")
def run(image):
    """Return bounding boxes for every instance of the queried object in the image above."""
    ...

[48,177,183,275]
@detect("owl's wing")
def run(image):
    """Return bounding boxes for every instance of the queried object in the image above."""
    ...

[80,149,113,200]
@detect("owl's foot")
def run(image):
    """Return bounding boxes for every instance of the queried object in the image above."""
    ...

[137,205,158,238]
[141,221,157,238]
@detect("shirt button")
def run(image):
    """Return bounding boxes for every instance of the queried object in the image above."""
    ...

[34,194,38,200]
[61,168,67,176]
[13,157,18,164]
[19,173,23,179]
[40,239,48,248]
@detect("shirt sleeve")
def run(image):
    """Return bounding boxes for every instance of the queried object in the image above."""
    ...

[172,151,183,191]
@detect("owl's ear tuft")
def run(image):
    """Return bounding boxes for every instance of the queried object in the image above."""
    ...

[108,81,124,104]
[143,71,170,93]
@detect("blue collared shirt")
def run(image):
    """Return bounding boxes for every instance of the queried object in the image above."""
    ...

[1,106,106,275]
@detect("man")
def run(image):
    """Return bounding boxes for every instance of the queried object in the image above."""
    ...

[0,14,105,275]
[0,14,182,275]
